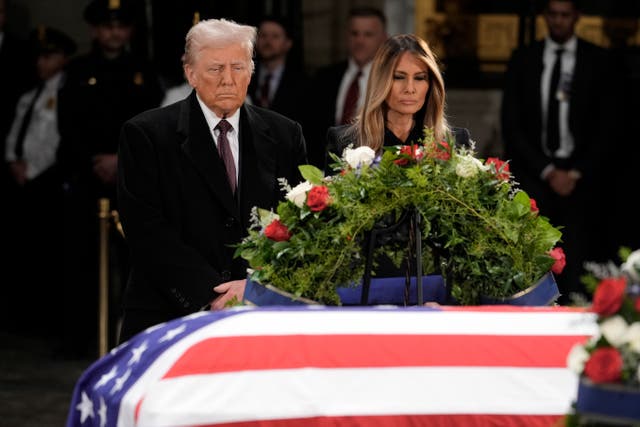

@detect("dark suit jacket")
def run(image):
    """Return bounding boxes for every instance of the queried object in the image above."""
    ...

[248,61,310,124]
[117,92,307,331]
[306,61,349,168]
[501,38,611,195]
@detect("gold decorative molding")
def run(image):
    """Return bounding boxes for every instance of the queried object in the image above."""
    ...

[415,0,640,70]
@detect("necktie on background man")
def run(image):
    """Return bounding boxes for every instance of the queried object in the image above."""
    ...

[215,119,236,193]
[14,82,45,159]
[259,73,272,108]
[546,48,564,155]
[340,69,362,125]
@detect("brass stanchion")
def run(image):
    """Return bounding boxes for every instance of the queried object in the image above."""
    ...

[98,198,111,357]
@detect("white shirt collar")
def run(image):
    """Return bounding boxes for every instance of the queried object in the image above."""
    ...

[347,58,373,76]
[195,94,241,133]
[545,35,578,54]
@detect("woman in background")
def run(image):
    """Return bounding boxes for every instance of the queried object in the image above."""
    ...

[325,33,469,173]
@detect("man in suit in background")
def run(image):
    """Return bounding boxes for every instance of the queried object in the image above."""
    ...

[117,18,307,342]
[248,15,309,124]
[501,0,612,304]
[306,6,387,168]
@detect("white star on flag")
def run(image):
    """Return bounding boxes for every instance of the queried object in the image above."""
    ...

[93,366,117,390]
[75,391,94,423]
[128,340,148,366]
[110,368,131,395]
[158,324,186,342]
[98,397,107,427]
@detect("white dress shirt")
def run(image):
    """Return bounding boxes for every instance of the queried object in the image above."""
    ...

[196,95,240,181]
[541,35,577,159]
[5,72,64,179]
[335,59,372,125]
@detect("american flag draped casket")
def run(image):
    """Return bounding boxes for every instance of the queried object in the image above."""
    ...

[66,306,597,427]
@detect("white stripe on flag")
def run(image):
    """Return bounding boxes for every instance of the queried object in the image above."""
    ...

[135,366,578,426]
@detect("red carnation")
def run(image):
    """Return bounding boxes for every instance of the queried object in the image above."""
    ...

[427,141,450,161]
[530,198,539,214]
[486,157,510,180]
[592,277,627,316]
[394,144,424,165]
[264,219,291,242]
[583,347,623,383]
[549,247,566,274]
[307,185,331,212]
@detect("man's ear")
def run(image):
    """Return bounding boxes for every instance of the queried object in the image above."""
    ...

[184,64,196,88]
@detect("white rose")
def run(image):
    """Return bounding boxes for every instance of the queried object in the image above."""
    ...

[600,315,628,347]
[286,181,313,208]
[622,250,640,282]
[455,155,487,178]
[344,146,376,169]
[625,321,640,353]
[566,343,590,374]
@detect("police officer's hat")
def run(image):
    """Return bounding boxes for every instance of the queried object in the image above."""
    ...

[83,0,134,25]
[30,26,77,56]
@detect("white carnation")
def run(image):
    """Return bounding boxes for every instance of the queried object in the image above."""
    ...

[344,146,376,169]
[600,315,629,347]
[625,321,640,353]
[286,181,313,208]
[566,343,590,374]
[455,155,487,178]
[621,249,640,282]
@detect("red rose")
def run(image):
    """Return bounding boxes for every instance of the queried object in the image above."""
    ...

[549,247,566,274]
[426,141,450,161]
[306,185,331,212]
[635,297,640,313]
[530,198,539,214]
[583,347,623,383]
[486,157,510,180]
[264,219,291,242]
[592,277,627,316]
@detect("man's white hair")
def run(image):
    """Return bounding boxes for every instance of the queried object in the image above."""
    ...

[183,18,256,72]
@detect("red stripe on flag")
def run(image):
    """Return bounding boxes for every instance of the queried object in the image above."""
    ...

[192,414,565,427]
[162,334,587,378]
[441,305,590,313]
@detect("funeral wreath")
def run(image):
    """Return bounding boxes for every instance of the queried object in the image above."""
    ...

[235,128,565,305]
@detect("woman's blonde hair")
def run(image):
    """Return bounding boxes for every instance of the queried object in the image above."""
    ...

[346,34,448,152]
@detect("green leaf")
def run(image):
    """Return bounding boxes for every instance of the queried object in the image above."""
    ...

[299,165,324,185]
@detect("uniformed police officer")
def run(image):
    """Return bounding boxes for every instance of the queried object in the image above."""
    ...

[2,26,76,341]
[56,0,163,358]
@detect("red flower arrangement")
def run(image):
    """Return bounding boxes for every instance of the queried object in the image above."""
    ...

[264,219,291,242]
[565,249,640,424]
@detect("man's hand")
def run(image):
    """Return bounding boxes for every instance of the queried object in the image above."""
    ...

[210,279,247,310]
[547,169,577,196]
[8,160,28,186]
[92,153,118,184]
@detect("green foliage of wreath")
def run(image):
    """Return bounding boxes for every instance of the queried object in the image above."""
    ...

[235,128,563,305]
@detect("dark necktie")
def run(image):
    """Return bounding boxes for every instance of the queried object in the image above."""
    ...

[340,69,362,125]
[14,82,45,159]
[216,119,237,193]
[546,48,564,154]
[259,73,272,108]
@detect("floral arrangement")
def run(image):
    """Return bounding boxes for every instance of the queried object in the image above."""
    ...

[566,248,640,398]
[235,127,564,305]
